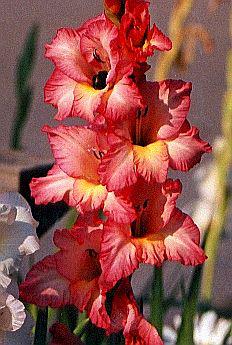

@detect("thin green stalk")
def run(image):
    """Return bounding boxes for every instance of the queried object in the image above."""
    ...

[154,0,194,80]
[33,307,48,345]
[201,21,232,302]
[176,264,203,345]
[150,267,164,337]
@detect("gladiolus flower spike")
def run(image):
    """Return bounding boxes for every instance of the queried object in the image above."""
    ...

[20,0,211,344]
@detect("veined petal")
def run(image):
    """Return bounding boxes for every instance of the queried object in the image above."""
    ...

[19,255,71,308]
[140,80,192,143]
[44,69,76,121]
[105,76,143,121]
[73,179,108,213]
[166,125,212,171]
[99,141,137,191]
[124,306,163,345]
[45,28,92,82]
[162,209,206,265]
[73,83,105,123]
[103,192,137,224]
[43,125,99,181]
[30,164,76,206]
[99,222,138,292]
[88,293,111,330]
[133,141,169,183]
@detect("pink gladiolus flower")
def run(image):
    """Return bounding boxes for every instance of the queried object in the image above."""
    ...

[99,80,211,190]
[45,14,143,123]
[30,125,136,223]
[99,179,206,291]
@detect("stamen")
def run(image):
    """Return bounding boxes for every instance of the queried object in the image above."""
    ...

[86,249,98,258]
[93,49,105,63]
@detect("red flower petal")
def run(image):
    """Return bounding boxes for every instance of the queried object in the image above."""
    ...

[166,125,212,171]
[73,83,105,123]
[162,209,206,265]
[149,23,172,51]
[19,256,71,308]
[43,125,99,181]
[133,141,169,183]
[30,164,76,206]
[124,306,163,345]
[45,28,92,82]
[99,141,137,191]
[73,179,108,213]
[105,76,144,121]
[44,69,76,121]
[99,222,138,292]
[103,192,137,224]
[140,80,192,142]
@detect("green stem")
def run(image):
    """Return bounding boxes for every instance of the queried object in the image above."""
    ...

[201,46,232,303]
[33,307,48,345]
[150,267,164,337]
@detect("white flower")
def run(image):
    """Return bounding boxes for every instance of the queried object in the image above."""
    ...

[163,312,232,345]
[0,192,39,278]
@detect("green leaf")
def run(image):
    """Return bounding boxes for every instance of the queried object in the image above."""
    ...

[16,24,39,94]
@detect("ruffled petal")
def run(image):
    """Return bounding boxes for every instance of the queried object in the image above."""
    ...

[88,293,111,330]
[162,209,206,265]
[19,256,71,308]
[124,306,163,345]
[99,141,137,191]
[45,28,92,82]
[43,125,99,181]
[166,125,212,171]
[30,164,76,206]
[133,141,169,183]
[0,289,26,332]
[148,23,172,51]
[44,69,76,120]
[104,76,143,121]
[140,80,192,143]
[103,192,137,223]
[99,222,138,292]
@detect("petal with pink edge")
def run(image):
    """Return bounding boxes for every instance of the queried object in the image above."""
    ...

[133,141,169,183]
[44,69,77,121]
[149,23,172,52]
[163,208,206,265]
[99,141,137,191]
[140,80,192,142]
[45,28,92,82]
[88,293,111,330]
[73,83,105,123]
[73,178,108,213]
[42,125,99,181]
[124,306,163,345]
[166,125,212,171]
[99,222,138,292]
[105,76,143,121]
[30,164,76,206]
[103,192,137,224]
[19,256,71,308]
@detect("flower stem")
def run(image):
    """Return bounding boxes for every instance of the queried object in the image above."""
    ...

[154,0,194,80]
[33,307,48,345]
[150,266,164,337]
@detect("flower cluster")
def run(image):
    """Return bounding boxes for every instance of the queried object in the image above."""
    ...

[0,192,39,344]
[20,1,211,343]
